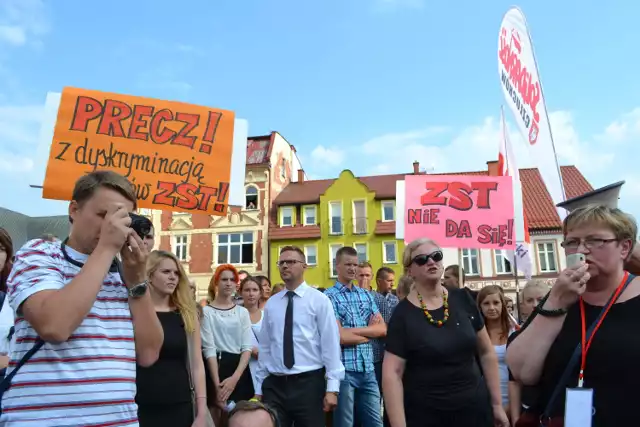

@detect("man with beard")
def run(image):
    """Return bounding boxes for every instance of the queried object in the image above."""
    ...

[254,246,344,427]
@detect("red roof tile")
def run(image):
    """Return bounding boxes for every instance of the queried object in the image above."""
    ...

[273,165,593,233]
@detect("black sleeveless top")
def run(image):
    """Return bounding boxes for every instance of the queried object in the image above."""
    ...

[523,293,640,425]
[136,311,191,404]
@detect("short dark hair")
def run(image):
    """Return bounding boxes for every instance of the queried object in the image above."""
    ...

[358,261,372,270]
[336,246,357,263]
[445,264,466,285]
[253,275,270,287]
[72,170,137,208]
[279,245,305,261]
[237,270,250,277]
[376,267,395,281]
[228,400,278,427]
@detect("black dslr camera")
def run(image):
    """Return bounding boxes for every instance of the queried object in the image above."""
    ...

[129,213,152,239]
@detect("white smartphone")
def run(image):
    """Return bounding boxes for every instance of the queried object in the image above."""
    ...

[566,253,586,268]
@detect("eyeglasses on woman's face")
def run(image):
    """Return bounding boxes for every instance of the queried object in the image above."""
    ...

[561,237,618,251]
[411,250,444,266]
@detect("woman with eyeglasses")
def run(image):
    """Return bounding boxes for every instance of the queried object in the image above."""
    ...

[382,238,508,427]
[507,205,640,427]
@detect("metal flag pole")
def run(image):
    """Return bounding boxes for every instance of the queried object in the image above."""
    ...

[513,253,521,324]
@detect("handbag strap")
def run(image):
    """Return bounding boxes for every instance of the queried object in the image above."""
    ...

[185,329,195,394]
[0,339,44,393]
[542,272,635,419]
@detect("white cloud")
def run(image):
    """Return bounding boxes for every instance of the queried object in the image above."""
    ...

[597,108,640,144]
[0,104,45,173]
[305,108,640,218]
[0,153,34,172]
[0,0,49,47]
[311,145,345,167]
[0,25,26,46]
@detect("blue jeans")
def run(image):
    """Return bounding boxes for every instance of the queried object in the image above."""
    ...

[335,371,382,427]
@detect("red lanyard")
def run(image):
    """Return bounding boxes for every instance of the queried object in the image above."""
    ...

[577,271,629,387]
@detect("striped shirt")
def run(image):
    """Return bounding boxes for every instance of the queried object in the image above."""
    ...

[325,282,379,373]
[0,239,138,427]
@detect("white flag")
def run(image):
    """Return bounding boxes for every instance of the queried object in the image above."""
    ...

[498,7,566,220]
[499,108,533,280]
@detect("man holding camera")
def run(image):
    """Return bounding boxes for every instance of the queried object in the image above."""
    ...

[0,171,163,426]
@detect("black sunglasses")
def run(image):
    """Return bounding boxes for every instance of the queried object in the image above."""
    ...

[412,250,444,266]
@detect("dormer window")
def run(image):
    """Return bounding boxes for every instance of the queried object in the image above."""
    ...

[280,207,293,227]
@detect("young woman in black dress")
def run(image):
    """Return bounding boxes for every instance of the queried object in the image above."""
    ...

[136,250,210,427]
[382,238,509,427]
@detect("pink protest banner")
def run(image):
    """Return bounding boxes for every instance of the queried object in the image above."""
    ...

[404,175,515,249]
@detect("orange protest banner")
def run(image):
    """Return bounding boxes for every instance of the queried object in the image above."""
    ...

[42,87,235,215]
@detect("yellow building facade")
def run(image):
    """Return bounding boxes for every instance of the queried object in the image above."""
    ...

[269,170,405,288]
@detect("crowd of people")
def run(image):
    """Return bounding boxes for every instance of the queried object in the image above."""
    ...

[0,169,639,427]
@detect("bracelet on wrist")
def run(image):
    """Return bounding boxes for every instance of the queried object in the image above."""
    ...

[535,304,568,317]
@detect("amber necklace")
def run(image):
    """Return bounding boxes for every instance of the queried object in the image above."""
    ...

[416,288,449,327]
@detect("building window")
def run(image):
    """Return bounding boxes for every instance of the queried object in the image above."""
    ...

[537,242,557,273]
[352,200,367,234]
[174,235,188,261]
[383,242,397,264]
[281,158,286,180]
[303,205,317,226]
[354,243,367,263]
[330,244,341,277]
[494,249,512,275]
[304,245,317,265]
[461,248,480,276]
[280,207,293,227]
[382,201,395,222]
[329,202,342,235]
[218,232,254,265]
[245,186,258,210]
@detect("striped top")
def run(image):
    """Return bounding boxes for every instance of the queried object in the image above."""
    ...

[0,239,138,427]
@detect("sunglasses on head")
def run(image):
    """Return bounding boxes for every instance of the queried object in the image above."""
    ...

[412,250,443,266]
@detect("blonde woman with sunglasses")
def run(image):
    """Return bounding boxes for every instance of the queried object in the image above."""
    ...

[382,238,508,427]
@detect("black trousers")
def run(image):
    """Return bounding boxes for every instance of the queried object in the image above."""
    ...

[262,368,326,427]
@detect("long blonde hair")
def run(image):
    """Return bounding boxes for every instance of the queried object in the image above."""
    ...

[147,250,197,333]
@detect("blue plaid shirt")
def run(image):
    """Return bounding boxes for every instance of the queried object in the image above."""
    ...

[371,291,399,363]
[325,282,379,373]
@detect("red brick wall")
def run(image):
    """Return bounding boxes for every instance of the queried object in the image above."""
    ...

[189,232,213,274]
[160,235,170,251]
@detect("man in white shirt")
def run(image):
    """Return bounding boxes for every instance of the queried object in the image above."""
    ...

[254,245,344,427]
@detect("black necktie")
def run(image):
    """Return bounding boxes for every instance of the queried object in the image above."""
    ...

[283,291,295,369]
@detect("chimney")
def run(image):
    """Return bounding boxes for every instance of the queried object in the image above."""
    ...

[297,169,305,183]
[486,160,499,177]
[413,161,420,175]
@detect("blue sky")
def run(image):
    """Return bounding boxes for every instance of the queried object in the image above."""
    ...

[1,0,639,219]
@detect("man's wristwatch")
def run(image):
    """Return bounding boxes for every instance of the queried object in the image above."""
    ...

[128,280,149,298]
